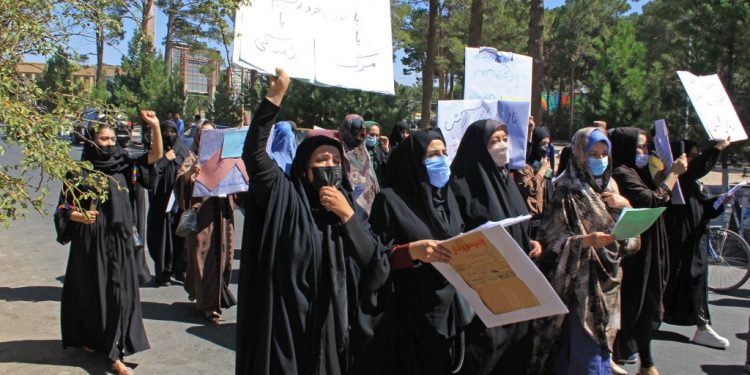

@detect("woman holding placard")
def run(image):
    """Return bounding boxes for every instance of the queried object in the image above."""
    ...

[608,127,687,375]
[530,128,639,375]
[368,130,473,374]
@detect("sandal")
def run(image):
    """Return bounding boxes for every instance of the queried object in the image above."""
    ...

[204,311,223,325]
[111,359,132,375]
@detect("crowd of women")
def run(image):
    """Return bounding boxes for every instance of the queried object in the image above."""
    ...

[54,68,734,375]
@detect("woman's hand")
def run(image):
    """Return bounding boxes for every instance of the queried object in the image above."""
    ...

[188,164,201,183]
[529,240,543,259]
[408,240,454,263]
[165,150,176,161]
[265,68,291,107]
[536,157,550,177]
[671,153,688,176]
[715,137,731,151]
[69,210,99,225]
[379,136,390,153]
[140,110,159,128]
[600,192,631,209]
[319,186,354,223]
[582,232,616,248]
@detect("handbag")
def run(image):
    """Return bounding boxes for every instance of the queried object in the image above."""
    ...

[175,208,198,237]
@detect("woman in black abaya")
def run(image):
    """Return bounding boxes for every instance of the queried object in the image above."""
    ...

[147,120,189,285]
[368,130,473,374]
[608,127,687,374]
[236,69,388,375]
[450,119,541,374]
[54,110,163,375]
[664,139,731,349]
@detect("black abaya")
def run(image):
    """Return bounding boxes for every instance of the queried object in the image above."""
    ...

[55,145,151,362]
[664,141,723,326]
[236,99,388,375]
[368,130,474,375]
[608,127,672,361]
[147,120,189,284]
[450,120,534,375]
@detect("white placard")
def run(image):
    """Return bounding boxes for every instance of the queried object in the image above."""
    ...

[677,71,747,142]
[433,216,568,328]
[464,47,533,101]
[233,0,395,95]
[437,100,529,169]
[653,119,685,204]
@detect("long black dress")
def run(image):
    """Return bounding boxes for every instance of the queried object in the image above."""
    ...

[368,130,474,375]
[236,99,388,375]
[449,120,534,375]
[147,120,189,284]
[55,143,151,362]
[608,127,672,361]
[664,141,723,326]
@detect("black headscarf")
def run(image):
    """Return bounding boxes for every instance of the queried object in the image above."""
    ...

[388,121,410,151]
[80,125,132,229]
[160,120,189,166]
[451,120,532,249]
[384,130,463,238]
[609,127,644,170]
[339,114,366,150]
[527,126,551,164]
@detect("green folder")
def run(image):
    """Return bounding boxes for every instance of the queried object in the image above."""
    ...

[611,207,667,240]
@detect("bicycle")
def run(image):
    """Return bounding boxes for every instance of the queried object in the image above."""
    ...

[698,194,750,292]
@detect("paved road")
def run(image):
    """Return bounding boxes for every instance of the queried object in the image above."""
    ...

[0,144,748,374]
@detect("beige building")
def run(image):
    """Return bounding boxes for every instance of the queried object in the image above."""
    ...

[16,61,121,90]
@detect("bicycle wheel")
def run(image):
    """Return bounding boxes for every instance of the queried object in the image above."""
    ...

[701,227,750,292]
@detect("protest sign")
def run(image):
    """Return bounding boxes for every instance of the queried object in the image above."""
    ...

[677,71,747,142]
[464,47,533,101]
[433,216,568,328]
[233,0,395,95]
[437,100,529,169]
[611,207,667,240]
[194,129,249,197]
[653,119,685,204]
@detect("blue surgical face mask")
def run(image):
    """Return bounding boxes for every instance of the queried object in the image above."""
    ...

[424,156,451,188]
[588,156,608,176]
[635,153,649,169]
[365,136,378,148]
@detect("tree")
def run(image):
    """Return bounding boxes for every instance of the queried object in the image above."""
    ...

[37,49,83,112]
[528,0,544,122]
[421,0,440,128]
[157,0,206,68]
[0,0,116,226]
[467,0,485,47]
[209,71,242,126]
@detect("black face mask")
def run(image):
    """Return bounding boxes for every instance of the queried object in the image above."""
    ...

[310,166,343,190]
[535,145,549,160]
[96,145,116,159]
[164,134,177,146]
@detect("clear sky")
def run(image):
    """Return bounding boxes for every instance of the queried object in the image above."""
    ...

[25,0,652,86]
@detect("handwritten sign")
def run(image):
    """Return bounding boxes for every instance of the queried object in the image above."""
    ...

[677,71,747,142]
[233,0,395,95]
[194,129,249,197]
[221,129,247,159]
[437,100,529,169]
[653,119,685,204]
[464,47,533,101]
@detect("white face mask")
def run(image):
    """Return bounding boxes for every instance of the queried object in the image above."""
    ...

[488,141,510,167]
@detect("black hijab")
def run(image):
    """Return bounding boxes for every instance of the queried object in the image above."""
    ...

[451,119,532,250]
[160,120,189,165]
[385,130,463,239]
[609,127,643,170]
[388,121,409,151]
[527,126,551,164]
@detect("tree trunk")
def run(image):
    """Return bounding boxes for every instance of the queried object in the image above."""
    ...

[421,0,440,129]
[528,0,544,122]
[568,63,576,137]
[96,22,104,85]
[467,0,485,47]
[141,0,154,36]
[449,73,455,99]
[165,8,175,69]
[557,76,564,134]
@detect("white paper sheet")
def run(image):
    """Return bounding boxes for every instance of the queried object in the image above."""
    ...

[653,119,685,204]
[233,0,395,95]
[436,100,529,169]
[464,47,533,101]
[434,217,568,328]
[677,71,747,142]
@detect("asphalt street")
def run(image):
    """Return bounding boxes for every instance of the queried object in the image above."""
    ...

[0,142,748,374]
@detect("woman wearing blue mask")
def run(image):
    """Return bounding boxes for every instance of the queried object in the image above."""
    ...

[368,130,473,374]
[364,120,390,183]
[530,127,639,375]
[608,127,688,375]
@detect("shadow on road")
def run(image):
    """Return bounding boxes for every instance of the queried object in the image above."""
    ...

[709,298,750,308]
[231,269,239,285]
[653,330,691,343]
[701,364,745,374]
[0,286,61,302]
[140,301,204,325]
[186,322,236,351]
[716,288,750,299]
[0,339,105,374]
